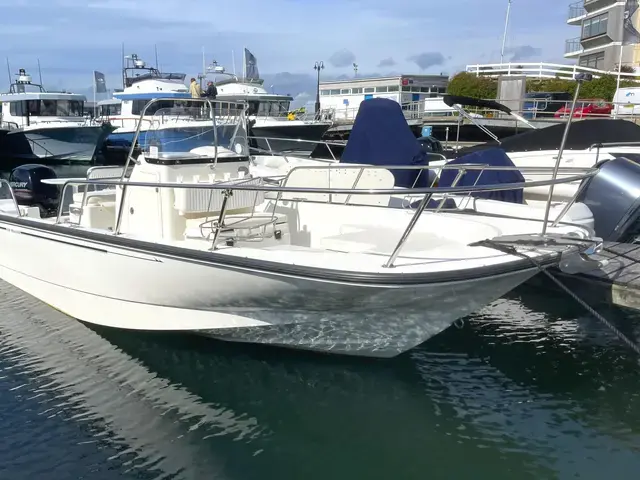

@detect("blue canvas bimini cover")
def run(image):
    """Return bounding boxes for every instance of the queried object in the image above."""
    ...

[340,98,431,188]
[439,148,525,204]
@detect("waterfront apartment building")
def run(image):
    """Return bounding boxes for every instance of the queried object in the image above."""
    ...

[319,75,448,118]
[565,0,640,71]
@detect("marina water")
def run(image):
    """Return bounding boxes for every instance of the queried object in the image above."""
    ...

[1,279,639,479]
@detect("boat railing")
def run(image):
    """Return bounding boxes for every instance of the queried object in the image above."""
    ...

[0,179,21,216]
[51,162,598,267]
[248,136,346,161]
[0,119,19,131]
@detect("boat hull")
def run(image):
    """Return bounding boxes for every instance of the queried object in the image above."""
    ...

[0,216,540,357]
[0,125,112,163]
[251,122,331,154]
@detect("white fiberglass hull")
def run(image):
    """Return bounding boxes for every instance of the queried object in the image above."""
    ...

[0,216,541,358]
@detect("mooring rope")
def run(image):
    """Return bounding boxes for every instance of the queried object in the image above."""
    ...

[480,240,640,356]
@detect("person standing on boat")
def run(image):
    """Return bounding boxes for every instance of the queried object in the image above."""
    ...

[189,78,202,98]
[204,81,217,99]
[189,78,202,118]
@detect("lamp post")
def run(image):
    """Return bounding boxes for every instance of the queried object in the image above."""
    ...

[353,62,358,77]
[314,61,324,115]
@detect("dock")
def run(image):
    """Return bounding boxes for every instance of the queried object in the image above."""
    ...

[549,242,640,312]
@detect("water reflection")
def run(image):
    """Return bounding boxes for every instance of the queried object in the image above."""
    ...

[1,280,639,479]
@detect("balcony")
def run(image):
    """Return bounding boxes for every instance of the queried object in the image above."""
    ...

[565,37,583,57]
[584,0,618,12]
[568,1,586,24]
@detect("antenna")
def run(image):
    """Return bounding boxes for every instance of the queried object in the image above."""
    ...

[121,42,125,89]
[154,44,159,69]
[37,58,43,85]
[5,57,11,85]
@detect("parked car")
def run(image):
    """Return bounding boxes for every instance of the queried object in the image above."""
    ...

[522,92,572,119]
[554,99,612,118]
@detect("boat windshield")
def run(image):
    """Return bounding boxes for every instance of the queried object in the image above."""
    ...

[132,99,189,115]
[10,99,84,117]
[99,103,121,116]
[247,100,291,117]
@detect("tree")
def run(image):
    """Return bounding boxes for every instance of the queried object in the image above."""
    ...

[446,72,497,99]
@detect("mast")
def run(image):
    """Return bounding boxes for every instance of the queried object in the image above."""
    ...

[242,47,246,81]
[231,50,236,75]
[37,58,43,85]
[121,42,125,89]
[500,0,512,64]
[5,58,11,85]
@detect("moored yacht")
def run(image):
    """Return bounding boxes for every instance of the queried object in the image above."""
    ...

[0,97,603,358]
[98,54,216,155]
[0,69,112,163]
[204,50,332,155]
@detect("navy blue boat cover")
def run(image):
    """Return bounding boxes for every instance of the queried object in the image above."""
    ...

[341,97,525,204]
[341,98,430,188]
[440,148,525,204]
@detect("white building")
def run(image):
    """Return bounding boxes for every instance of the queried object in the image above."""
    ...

[319,75,449,120]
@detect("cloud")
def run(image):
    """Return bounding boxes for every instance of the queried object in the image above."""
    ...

[328,49,356,68]
[0,0,569,92]
[408,52,446,70]
[505,45,543,62]
[378,57,396,68]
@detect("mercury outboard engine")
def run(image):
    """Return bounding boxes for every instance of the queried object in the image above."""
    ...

[577,157,640,242]
[8,164,59,217]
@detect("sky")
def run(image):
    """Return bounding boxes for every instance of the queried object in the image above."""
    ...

[0,0,574,107]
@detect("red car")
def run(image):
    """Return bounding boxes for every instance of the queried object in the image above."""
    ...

[554,99,612,118]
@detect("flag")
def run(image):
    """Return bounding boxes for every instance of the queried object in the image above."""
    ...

[94,70,107,93]
[244,48,259,81]
[623,0,640,45]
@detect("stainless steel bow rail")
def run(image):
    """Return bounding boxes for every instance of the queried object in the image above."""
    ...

[49,162,599,268]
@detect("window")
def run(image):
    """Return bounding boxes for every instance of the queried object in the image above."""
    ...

[320,89,330,96]
[402,86,411,92]
[340,88,350,94]
[132,99,178,115]
[10,101,25,116]
[329,89,341,95]
[582,13,608,39]
[364,87,374,93]
[387,85,399,92]
[420,87,430,93]
[9,99,84,116]
[99,103,122,116]
[579,51,605,70]
[352,87,363,94]
[376,86,388,92]
[256,101,291,116]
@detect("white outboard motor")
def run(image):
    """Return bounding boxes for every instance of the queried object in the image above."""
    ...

[577,157,640,242]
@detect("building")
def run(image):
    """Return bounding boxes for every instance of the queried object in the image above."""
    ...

[565,0,640,71]
[319,75,448,120]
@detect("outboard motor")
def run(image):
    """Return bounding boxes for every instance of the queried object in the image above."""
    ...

[577,157,640,242]
[8,164,59,217]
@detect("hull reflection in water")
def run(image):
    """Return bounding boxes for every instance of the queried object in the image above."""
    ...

[0,280,261,479]
[2,279,640,479]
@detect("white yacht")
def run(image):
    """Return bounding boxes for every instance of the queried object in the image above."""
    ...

[0,97,602,358]
[0,69,112,163]
[98,55,215,154]
[204,52,332,155]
